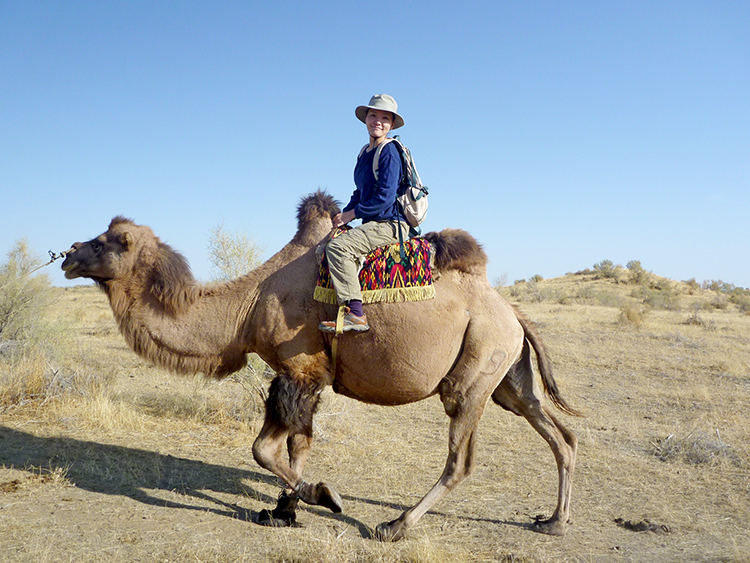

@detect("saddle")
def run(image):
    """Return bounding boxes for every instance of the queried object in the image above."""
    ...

[313,230,435,305]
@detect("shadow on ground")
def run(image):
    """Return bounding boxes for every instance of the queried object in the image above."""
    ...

[0,425,537,538]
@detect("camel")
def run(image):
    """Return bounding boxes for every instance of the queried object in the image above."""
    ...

[61,190,580,541]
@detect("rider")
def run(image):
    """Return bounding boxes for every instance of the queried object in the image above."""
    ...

[318,94,409,333]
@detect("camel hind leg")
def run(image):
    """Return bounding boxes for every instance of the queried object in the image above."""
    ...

[375,319,520,541]
[492,340,578,535]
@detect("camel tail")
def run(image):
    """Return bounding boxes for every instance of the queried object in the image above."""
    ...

[513,306,584,417]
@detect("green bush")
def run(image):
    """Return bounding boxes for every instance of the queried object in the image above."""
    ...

[593,259,621,281]
[682,278,700,294]
[633,285,681,311]
[626,260,649,285]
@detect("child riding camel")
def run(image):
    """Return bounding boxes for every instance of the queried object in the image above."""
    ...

[319,94,409,334]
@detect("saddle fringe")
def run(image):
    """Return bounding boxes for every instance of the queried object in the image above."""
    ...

[313,285,436,305]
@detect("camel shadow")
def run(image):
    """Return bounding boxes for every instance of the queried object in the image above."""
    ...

[0,426,374,535]
[0,425,277,520]
[0,426,535,537]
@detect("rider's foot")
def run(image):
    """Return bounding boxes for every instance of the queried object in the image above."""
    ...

[319,307,369,333]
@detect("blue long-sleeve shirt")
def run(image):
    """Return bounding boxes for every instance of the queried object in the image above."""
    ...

[343,141,402,223]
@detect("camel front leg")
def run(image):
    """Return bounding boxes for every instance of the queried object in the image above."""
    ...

[374,402,484,542]
[252,375,343,522]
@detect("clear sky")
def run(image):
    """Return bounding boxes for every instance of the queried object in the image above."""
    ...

[2,1,749,289]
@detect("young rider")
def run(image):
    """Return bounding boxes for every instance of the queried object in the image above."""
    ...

[319,94,409,333]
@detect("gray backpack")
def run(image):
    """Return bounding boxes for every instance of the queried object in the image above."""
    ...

[361,136,429,229]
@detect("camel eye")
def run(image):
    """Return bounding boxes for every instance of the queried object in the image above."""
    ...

[91,241,101,252]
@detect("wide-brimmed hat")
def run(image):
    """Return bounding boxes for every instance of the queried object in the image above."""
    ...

[355,94,405,129]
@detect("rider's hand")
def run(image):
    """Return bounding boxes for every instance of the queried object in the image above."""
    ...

[332,209,356,228]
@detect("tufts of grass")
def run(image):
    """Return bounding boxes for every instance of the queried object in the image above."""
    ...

[618,305,648,328]
[650,430,743,467]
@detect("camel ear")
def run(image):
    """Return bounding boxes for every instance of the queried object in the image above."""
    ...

[121,231,133,249]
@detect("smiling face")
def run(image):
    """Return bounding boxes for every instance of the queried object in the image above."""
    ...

[365,109,393,144]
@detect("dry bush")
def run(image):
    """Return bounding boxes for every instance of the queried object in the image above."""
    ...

[0,240,80,411]
[650,430,742,466]
[207,222,265,281]
[618,305,648,328]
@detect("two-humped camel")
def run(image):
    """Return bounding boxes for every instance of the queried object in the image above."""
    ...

[61,191,580,541]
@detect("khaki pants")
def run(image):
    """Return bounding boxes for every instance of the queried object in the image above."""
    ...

[326,220,409,305]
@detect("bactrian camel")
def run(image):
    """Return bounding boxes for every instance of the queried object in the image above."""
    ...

[61,191,580,541]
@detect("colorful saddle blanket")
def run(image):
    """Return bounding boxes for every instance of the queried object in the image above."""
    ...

[314,230,435,305]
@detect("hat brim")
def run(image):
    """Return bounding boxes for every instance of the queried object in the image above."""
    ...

[355,105,405,129]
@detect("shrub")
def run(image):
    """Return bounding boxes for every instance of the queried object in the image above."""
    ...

[633,284,681,311]
[729,289,750,314]
[626,260,649,285]
[682,278,700,294]
[529,274,544,283]
[595,291,628,308]
[207,224,273,409]
[493,272,508,289]
[593,259,621,281]
[0,240,74,409]
[650,430,741,466]
[619,305,647,328]
[0,239,59,352]
[206,222,264,281]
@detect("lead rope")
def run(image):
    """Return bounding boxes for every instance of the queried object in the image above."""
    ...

[329,304,346,378]
[0,248,73,291]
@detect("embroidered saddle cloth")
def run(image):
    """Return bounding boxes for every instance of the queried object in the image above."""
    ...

[314,230,435,305]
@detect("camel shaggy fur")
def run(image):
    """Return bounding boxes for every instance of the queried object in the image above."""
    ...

[61,190,580,541]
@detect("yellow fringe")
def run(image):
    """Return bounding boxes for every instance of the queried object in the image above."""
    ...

[313,284,435,305]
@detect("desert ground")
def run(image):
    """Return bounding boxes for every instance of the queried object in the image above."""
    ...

[1,269,749,562]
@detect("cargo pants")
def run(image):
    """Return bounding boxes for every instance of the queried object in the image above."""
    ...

[325,220,409,305]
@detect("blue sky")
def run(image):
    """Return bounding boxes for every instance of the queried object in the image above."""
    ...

[2,1,749,289]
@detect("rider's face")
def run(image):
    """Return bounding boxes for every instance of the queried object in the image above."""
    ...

[365,109,393,142]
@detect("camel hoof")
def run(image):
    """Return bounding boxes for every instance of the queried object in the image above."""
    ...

[316,482,343,513]
[257,491,300,527]
[531,516,567,536]
[373,518,407,542]
[256,508,298,528]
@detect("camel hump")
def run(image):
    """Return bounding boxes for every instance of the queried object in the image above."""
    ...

[423,229,487,274]
[296,190,341,231]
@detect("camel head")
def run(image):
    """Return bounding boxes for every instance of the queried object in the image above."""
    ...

[61,216,189,285]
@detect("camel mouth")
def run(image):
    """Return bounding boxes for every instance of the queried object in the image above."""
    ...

[61,259,81,279]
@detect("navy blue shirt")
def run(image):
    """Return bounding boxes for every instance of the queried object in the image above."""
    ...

[343,141,402,223]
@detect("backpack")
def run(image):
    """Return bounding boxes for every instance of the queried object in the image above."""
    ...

[360,136,429,229]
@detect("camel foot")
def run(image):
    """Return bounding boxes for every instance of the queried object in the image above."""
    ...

[373,518,407,542]
[531,515,568,536]
[257,491,300,528]
[297,481,343,513]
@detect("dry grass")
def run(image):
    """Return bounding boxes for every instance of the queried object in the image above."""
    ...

[1,275,749,562]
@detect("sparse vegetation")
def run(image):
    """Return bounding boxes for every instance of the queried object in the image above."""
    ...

[626,260,649,285]
[1,259,749,562]
[0,240,76,411]
[592,259,620,280]
[207,224,274,416]
[650,430,741,466]
[207,222,265,281]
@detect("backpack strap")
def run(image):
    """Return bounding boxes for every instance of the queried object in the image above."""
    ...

[368,138,396,181]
